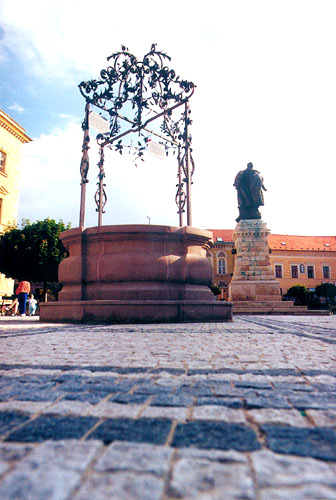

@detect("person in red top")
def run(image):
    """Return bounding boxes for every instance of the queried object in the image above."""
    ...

[16,281,30,316]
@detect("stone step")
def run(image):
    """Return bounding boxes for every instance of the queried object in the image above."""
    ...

[232,301,331,315]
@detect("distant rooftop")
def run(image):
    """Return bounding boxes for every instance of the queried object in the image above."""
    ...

[208,229,336,251]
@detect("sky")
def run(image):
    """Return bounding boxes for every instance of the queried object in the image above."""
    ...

[0,0,335,235]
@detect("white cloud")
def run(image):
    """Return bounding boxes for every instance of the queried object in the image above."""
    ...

[8,103,25,113]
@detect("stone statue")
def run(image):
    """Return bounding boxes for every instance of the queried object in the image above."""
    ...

[234,162,267,222]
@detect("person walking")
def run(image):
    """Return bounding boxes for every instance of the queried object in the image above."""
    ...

[16,281,30,316]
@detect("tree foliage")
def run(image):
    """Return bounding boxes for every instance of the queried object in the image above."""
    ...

[0,218,70,284]
[315,283,336,299]
[210,285,222,296]
[286,284,308,305]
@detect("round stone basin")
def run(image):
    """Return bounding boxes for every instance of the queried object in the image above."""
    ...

[58,224,214,302]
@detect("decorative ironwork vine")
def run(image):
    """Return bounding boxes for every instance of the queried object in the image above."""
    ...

[78,44,196,227]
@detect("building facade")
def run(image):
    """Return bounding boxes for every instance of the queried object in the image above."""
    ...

[208,229,336,300]
[0,109,31,296]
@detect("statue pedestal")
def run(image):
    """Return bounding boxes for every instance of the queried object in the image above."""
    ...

[229,219,281,301]
[228,220,298,314]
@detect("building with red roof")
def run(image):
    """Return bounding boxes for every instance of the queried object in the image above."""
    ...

[207,229,336,299]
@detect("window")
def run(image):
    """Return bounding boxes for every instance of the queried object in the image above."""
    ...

[275,265,283,278]
[323,266,330,279]
[218,258,226,274]
[0,151,6,173]
[300,264,305,274]
[307,266,314,279]
[217,252,226,274]
[291,265,298,279]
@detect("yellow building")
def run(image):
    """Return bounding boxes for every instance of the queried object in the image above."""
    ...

[208,229,336,300]
[0,109,31,296]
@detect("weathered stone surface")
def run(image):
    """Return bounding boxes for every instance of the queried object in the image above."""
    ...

[251,449,336,487]
[248,409,310,427]
[262,425,336,461]
[73,472,165,500]
[94,441,172,476]
[259,484,336,500]
[306,409,336,427]
[0,465,81,500]
[5,415,98,442]
[88,417,172,445]
[169,453,254,499]
[0,314,335,498]
[171,422,261,451]
[192,406,246,423]
[0,411,30,435]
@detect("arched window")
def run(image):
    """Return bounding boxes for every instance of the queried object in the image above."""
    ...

[217,251,226,274]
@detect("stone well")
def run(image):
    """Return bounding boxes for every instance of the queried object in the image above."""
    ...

[40,224,232,323]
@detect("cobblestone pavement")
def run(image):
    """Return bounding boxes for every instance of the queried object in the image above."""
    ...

[0,315,335,499]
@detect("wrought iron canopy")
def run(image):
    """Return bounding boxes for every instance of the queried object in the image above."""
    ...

[78,44,196,227]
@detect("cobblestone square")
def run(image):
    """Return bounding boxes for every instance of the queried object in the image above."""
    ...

[0,315,335,499]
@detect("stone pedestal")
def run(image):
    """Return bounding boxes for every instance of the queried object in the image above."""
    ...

[229,219,281,301]
[228,220,296,313]
[40,224,232,323]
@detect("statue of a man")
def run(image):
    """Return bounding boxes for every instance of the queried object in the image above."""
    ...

[234,162,267,222]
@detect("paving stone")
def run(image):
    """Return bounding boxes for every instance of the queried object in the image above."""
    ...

[0,443,33,477]
[109,393,150,404]
[40,401,94,416]
[73,472,165,500]
[244,393,292,409]
[262,425,336,461]
[248,409,310,427]
[251,449,336,488]
[306,409,336,427]
[150,392,193,407]
[288,393,336,409]
[27,440,102,471]
[0,442,100,500]
[141,406,187,421]
[90,402,140,418]
[171,421,261,451]
[169,452,254,499]
[192,406,246,423]
[63,392,105,403]
[0,411,30,436]
[259,484,336,500]
[5,415,98,442]
[88,417,172,445]
[196,396,243,408]
[175,447,248,463]
[0,401,51,415]
[94,441,172,476]
[0,466,81,500]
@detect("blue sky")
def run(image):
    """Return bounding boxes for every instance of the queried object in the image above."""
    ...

[1,0,336,235]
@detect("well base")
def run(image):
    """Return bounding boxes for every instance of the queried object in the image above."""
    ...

[40,300,233,324]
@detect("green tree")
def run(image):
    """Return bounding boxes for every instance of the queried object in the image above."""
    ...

[210,285,222,296]
[286,284,308,305]
[315,283,336,299]
[0,218,70,300]
[315,283,336,310]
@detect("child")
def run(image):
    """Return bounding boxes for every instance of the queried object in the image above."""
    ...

[28,294,37,316]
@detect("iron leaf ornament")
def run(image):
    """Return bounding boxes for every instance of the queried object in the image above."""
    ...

[78,45,196,226]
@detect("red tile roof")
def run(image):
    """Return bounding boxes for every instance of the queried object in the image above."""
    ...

[208,229,336,251]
